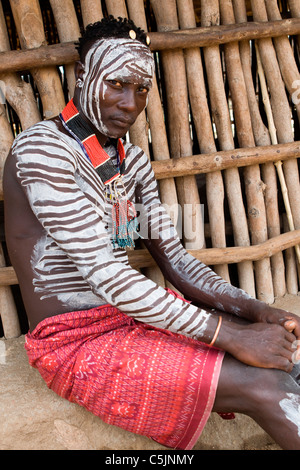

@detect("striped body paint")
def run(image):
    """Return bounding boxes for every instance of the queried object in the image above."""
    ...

[11,120,215,338]
[9,115,255,337]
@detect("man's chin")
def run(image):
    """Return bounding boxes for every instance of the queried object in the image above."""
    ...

[103,128,128,140]
[86,117,128,141]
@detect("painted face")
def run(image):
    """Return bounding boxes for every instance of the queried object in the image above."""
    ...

[79,38,155,138]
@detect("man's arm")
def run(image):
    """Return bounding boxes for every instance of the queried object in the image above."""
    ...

[135,152,300,369]
[135,163,265,321]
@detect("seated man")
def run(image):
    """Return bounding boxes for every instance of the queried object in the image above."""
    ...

[3,16,300,450]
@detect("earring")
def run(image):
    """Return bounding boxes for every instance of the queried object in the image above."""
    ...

[76,78,83,88]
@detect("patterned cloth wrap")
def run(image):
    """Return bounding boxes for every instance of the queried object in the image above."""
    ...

[25,293,226,450]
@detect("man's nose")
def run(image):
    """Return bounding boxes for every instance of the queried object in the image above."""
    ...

[118,88,138,113]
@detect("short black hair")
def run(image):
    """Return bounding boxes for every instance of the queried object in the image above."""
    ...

[76,16,150,61]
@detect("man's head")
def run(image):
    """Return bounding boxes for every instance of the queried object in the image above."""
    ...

[76,16,151,61]
[74,16,155,142]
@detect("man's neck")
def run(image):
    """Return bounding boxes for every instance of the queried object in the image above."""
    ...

[72,95,109,147]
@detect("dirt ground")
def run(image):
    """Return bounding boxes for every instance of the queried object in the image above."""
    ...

[1,293,300,451]
[272,293,300,316]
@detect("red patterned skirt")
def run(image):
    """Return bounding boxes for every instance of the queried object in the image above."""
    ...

[25,304,224,449]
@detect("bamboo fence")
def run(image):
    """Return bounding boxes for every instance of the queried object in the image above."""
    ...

[0,0,299,338]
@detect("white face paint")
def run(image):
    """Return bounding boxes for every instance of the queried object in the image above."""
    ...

[79,38,155,137]
[279,393,300,437]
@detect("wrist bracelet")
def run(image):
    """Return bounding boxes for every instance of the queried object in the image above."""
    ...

[209,316,222,347]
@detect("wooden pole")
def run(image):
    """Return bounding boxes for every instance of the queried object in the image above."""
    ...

[288,0,300,47]
[201,0,256,297]
[105,0,128,18]
[125,0,166,288]
[284,0,300,57]
[275,160,300,265]
[80,0,103,27]
[255,39,300,286]
[0,4,41,196]
[283,215,299,294]
[0,107,20,338]
[0,2,32,337]
[264,0,300,261]
[126,0,178,218]
[231,0,286,297]
[251,0,300,236]
[0,1,40,131]
[176,0,230,281]
[264,0,300,121]
[0,104,20,338]
[253,0,300,290]
[49,0,81,99]
[0,104,13,170]
[126,0,180,292]
[233,0,286,297]
[0,245,21,338]
[220,0,274,303]
[150,0,205,250]
[9,0,65,119]
[288,0,300,19]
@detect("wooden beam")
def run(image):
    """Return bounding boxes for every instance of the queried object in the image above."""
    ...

[0,141,299,199]
[151,141,300,180]
[0,41,78,74]
[159,18,300,49]
[0,18,299,74]
[127,230,300,269]
[2,230,300,285]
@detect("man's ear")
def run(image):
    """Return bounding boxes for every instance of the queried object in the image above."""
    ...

[74,61,85,80]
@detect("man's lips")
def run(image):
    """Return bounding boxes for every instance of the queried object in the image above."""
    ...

[111,116,135,127]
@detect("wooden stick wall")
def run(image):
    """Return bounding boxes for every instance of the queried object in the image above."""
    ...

[0,0,299,338]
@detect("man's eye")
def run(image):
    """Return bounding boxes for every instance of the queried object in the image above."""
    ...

[138,86,149,94]
[108,80,122,88]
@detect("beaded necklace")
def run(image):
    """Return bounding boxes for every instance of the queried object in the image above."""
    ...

[59,99,138,249]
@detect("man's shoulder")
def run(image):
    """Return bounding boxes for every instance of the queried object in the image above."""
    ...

[122,141,155,184]
[11,120,80,163]
[9,120,81,173]
[123,140,150,164]
[12,120,63,149]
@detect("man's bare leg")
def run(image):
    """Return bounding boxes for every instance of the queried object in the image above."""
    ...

[213,354,300,450]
